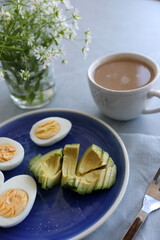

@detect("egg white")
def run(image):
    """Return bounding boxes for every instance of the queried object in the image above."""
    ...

[30,117,72,146]
[0,171,4,187]
[0,138,24,171]
[0,175,37,228]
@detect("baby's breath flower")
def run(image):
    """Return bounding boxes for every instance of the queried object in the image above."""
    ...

[85,29,92,44]
[18,5,24,19]
[63,0,73,10]
[52,1,59,8]
[82,46,90,58]
[0,71,5,82]
[43,50,55,69]
[62,59,68,65]
[0,7,11,21]
[20,69,30,81]
[72,8,81,21]
[33,46,47,61]
[28,36,35,47]
[73,20,79,31]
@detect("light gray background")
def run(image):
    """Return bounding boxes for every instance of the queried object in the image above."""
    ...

[0,1,160,239]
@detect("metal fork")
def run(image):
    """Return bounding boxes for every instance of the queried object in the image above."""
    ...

[122,168,160,240]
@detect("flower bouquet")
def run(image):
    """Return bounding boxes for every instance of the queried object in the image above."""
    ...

[0,0,91,108]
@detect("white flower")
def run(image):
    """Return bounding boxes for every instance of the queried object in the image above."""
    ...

[72,20,79,31]
[43,48,64,68]
[18,5,24,19]
[62,23,77,40]
[0,71,5,82]
[63,0,73,10]
[52,1,59,8]
[33,46,47,61]
[82,46,90,58]
[20,69,30,81]
[28,36,35,47]
[85,29,92,44]
[72,8,81,21]
[0,7,11,21]
[62,59,68,65]
[33,45,63,69]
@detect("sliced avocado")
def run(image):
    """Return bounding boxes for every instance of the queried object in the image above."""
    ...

[76,145,109,175]
[29,154,42,173]
[80,170,101,194]
[47,170,62,188]
[61,144,80,187]
[29,148,63,189]
[29,144,117,194]
[93,168,106,190]
[61,144,117,194]
[103,164,117,189]
[38,168,62,189]
[101,150,109,166]
[74,178,91,195]
[71,170,101,195]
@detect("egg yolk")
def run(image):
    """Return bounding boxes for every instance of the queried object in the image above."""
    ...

[35,120,61,140]
[0,144,17,163]
[0,188,28,218]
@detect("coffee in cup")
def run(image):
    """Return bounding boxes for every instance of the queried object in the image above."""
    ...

[88,52,160,120]
[94,58,155,91]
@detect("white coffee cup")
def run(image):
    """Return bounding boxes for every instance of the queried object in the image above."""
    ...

[88,52,160,120]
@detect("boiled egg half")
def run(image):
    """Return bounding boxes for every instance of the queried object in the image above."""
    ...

[0,171,4,187]
[0,137,24,171]
[30,117,72,146]
[0,175,37,227]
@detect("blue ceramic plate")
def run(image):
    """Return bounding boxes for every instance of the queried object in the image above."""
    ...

[0,109,129,240]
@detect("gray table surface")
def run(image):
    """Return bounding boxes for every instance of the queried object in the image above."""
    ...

[0,0,160,239]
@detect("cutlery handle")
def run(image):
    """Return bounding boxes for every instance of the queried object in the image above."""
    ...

[122,210,148,240]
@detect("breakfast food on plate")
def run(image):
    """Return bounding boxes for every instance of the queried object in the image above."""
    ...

[30,117,72,146]
[29,149,63,189]
[76,144,109,175]
[0,171,4,187]
[29,144,117,194]
[0,175,37,227]
[61,144,80,188]
[61,144,117,194]
[0,137,24,171]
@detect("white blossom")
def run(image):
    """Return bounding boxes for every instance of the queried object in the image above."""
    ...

[33,46,47,61]
[0,7,11,20]
[62,59,68,65]
[63,0,73,10]
[28,36,35,47]
[20,69,30,81]
[82,46,90,58]
[18,5,24,19]
[72,20,79,31]
[72,8,81,21]
[0,71,5,82]
[85,29,92,44]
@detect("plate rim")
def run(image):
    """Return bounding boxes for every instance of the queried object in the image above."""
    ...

[0,108,130,240]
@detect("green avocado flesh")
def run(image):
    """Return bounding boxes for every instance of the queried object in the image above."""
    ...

[29,144,117,194]
[29,148,63,189]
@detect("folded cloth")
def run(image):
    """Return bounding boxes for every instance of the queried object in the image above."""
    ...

[84,133,160,240]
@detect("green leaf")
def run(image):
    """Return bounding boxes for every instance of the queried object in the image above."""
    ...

[28,91,35,103]
[24,81,30,91]
[34,80,40,92]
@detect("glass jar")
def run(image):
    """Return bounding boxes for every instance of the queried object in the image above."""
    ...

[1,59,55,109]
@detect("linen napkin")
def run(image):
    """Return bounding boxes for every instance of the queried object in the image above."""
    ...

[84,133,160,240]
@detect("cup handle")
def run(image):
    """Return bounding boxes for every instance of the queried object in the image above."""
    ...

[143,90,160,114]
